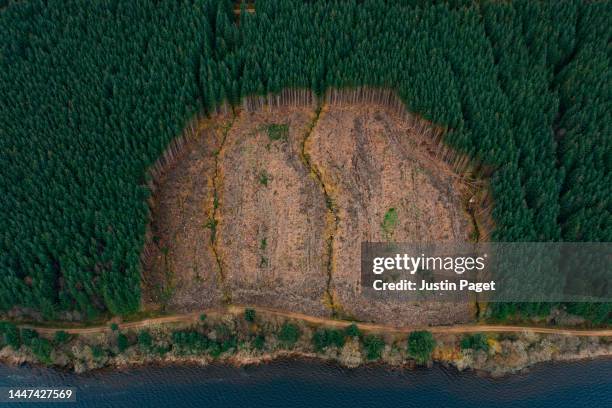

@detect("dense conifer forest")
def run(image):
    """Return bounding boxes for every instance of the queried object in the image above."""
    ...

[0,0,610,322]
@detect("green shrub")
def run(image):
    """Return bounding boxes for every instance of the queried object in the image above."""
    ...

[0,321,14,334]
[259,256,269,268]
[252,334,265,351]
[91,345,104,359]
[407,331,436,364]
[53,330,71,344]
[381,208,398,240]
[1,323,21,350]
[208,342,222,358]
[221,336,237,353]
[137,330,153,351]
[258,170,270,186]
[204,218,218,242]
[171,330,210,355]
[460,333,489,352]
[278,322,300,347]
[345,323,361,338]
[110,323,119,331]
[362,335,385,360]
[312,328,345,352]
[245,308,256,322]
[30,338,52,364]
[117,333,129,352]
[266,124,289,141]
[20,328,39,347]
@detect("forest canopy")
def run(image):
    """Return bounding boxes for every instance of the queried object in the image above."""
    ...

[0,0,610,321]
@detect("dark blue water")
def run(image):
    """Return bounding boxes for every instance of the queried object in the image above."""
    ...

[1,359,610,408]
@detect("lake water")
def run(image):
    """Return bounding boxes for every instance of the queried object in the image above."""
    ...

[1,359,610,407]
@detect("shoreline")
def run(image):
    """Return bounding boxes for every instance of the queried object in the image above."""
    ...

[1,309,610,377]
[2,347,611,379]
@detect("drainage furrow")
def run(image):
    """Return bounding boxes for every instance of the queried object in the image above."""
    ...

[300,105,339,317]
[209,117,235,304]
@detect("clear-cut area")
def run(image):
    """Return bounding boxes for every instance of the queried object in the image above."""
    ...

[144,103,473,325]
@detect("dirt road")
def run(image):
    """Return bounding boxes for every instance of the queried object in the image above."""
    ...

[20,305,612,337]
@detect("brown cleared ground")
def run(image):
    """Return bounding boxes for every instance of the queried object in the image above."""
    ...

[144,103,473,325]
[218,108,329,316]
[143,117,232,311]
[307,105,471,325]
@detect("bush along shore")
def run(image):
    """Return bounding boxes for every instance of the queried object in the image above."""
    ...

[1,310,610,377]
